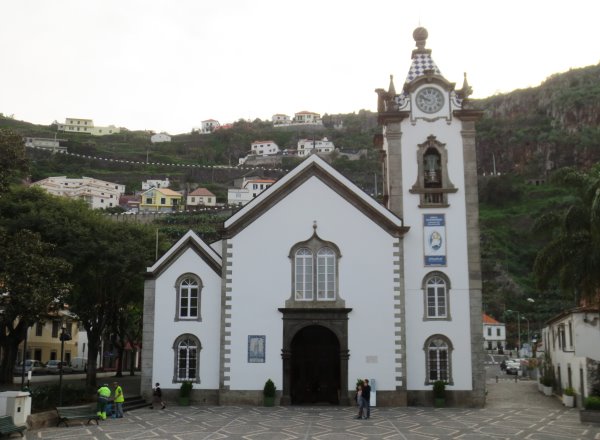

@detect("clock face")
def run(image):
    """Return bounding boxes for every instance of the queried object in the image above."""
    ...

[416,87,445,113]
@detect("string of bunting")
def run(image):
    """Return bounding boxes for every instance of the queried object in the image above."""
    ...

[25,145,290,173]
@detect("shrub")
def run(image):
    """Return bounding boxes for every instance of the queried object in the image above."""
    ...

[433,380,446,399]
[563,387,575,396]
[584,396,600,410]
[263,379,276,398]
[180,381,193,398]
[30,383,95,411]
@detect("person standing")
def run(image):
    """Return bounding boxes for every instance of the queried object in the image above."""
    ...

[362,379,371,419]
[113,381,125,418]
[355,384,365,419]
[96,383,111,420]
[152,382,166,409]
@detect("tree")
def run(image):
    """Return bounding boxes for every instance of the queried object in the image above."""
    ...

[0,129,29,193]
[533,165,600,305]
[0,187,156,386]
[0,229,71,383]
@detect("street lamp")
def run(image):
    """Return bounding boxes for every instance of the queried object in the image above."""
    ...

[58,323,72,406]
[521,315,530,346]
[506,309,521,352]
[57,309,77,406]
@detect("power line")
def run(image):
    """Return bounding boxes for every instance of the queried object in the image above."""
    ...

[25,145,290,173]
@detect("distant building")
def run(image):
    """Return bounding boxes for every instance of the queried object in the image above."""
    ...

[151,133,172,143]
[140,187,183,212]
[292,111,322,125]
[57,118,120,136]
[142,177,170,190]
[187,188,216,207]
[251,140,280,156]
[31,176,125,209]
[194,119,220,134]
[297,137,334,157]
[227,177,276,206]
[24,137,67,153]
[272,114,291,125]
[483,314,506,351]
[16,313,80,364]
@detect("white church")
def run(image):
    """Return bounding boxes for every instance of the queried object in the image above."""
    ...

[142,27,485,407]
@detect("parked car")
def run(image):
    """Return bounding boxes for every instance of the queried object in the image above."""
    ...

[505,359,522,375]
[70,357,87,373]
[13,359,46,375]
[45,360,73,374]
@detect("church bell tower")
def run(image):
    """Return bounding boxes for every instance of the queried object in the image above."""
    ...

[375,27,485,406]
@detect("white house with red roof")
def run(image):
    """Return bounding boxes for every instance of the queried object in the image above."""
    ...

[483,314,506,351]
[187,188,216,207]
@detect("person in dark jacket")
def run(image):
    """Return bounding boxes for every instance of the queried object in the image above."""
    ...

[362,379,371,419]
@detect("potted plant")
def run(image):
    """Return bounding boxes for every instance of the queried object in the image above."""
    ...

[580,395,600,424]
[562,387,575,407]
[179,380,193,406]
[540,375,554,396]
[263,379,276,407]
[433,380,446,408]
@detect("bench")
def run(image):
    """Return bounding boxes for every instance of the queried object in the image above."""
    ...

[0,415,26,438]
[56,404,100,427]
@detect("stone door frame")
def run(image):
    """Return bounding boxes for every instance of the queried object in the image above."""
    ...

[278,307,352,406]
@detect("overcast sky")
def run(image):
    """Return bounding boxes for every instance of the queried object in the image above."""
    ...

[2,0,598,135]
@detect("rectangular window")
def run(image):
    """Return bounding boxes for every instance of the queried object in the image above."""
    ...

[34,349,42,361]
[36,323,43,337]
[496,328,501,337]
[146,197,152,204]
[50,351,57,361]
[160,198,166,205]
[295,251,313,300]
[487,328,491,336]
[52,321,59,338]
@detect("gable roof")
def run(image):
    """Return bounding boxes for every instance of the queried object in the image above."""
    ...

[223,155,407,238]
[142,187,182,197]
[189,188,215,197]
[146,230,221,278]
[483,313,503,325]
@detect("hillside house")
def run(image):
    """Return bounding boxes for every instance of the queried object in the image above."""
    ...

[151,133,172,143]
[140,188,183,212]
[142,177,170,190]
[31,176,125,209]
[251,140,280,156]
[227,177,276,206]
[57,118,120,136]
[292,111,322,125]
[272,114,291,125]
[187,188,216,207]
[297,137,335,157]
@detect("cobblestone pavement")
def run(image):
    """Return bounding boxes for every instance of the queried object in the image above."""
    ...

[26,381,600,439]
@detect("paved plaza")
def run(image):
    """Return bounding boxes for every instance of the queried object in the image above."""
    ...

[25,380,600,439]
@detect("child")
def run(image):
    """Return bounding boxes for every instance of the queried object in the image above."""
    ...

[152,382,166,409]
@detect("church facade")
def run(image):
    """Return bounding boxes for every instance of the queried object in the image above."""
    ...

[141,27,485,407]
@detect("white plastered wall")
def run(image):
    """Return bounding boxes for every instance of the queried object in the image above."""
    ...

[225,176,399,392]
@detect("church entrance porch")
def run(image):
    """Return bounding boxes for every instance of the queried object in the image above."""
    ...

[278,307,351,406]
[290,325,340,404]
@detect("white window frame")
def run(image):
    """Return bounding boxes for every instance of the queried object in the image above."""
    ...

[174,274,203,322]
[424,334,453,385]
[422,272,451,321]
[172,334,201,383]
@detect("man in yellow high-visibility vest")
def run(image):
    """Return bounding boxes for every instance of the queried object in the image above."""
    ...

[97,384,111,420]
[113,381,125,418]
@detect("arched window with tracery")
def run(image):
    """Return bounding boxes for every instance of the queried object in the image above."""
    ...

[172,334,201,383]
[424,335,453,384]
